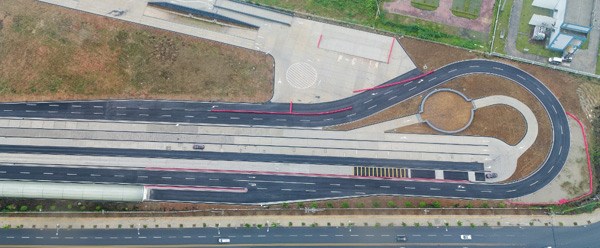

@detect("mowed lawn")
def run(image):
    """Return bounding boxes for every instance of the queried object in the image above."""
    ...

[411,0,440,11]
[451,0,483,19]
[0,0,274,102]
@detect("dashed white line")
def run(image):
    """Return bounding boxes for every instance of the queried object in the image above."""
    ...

[116,113,126,116]
[114,175,124,177]
[517,75,526,80]
[364,99,373,104]
[3,110,12,112]
[252,118,263,120]
[66,173,77,176]
[448,69,457,73]
[384,90,393,95]
[324,118,333,121]
[26,103,37,106]
[281,189,292,191]
[207,116,218,119]
[330,184,340,186]
[469,65,480,68]
[70,112,81,114]
[257,188,267,190]
[346,113,356,117]
[536,88,546,95]
[367,105,377,110]
[93,106,103,108]
[388,95,398,101]
[185,115,194,118]
[330,191,341,193]
[409,86,417,91]
[116,106,126,109]
[305,189,316,192]
[72,105,81,108]
[506,189,516,192]
[20,171,30,175]
[49,104,59,107]
[560,125,563,135]
[94,113,103,115]
[43,172,53,175]
[551,105,557,114]
[161,176,172,179]
[558,146,562,155]
[530,180,539,186]
[355,185,365,187]
[161,115,172,118]
[161,108,172,111]
[430,187,440,191]
[481,190,492,193]
[185,177,195,180]
[493,67,503,71]
[138,176,148,179]
[405,187,415,190]
[26,110,36,113]
[300,119,311,122]
[428,77,437,82]
[380,186,390,189]
[90,174,100,177]
[548,166,555,173]
[355,192,366,195]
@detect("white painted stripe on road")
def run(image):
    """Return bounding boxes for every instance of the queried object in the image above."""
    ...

[116,113,126,116]
[305,189,316,192]
[388,95,397,101]
[529,180,539,186]
[207,116,218,119]
[20,172,30,174]
[331,191,341,193]
[257,188,267,190]
[72,105,81,108]
[517,75,526,80]
[43,172,53,175]
[355,185,365,187]
[481,190,492,193]
[276,119,286,121]
[560,125,563,135]
[3,110,12,112]
[67,173,77,176]
[552,105,557,114]
[324,118,333,121]
[230,117,240,120]
[558,146,562,155]
[26,110,36,113]
[300,119,310,122]
[469,65,479,68]
[93,106,103,108]
[493,67,503,71]
[71,112,81,114]
[184,177,194,180]
[536,88,545,95]
[409,86,417,91]
[506,189,516,192]
[430,188,440,191]
[114,175,124,177]
[116,107,126,109]
[91,174,100,177]
[94,113,103,115]
[161,115,171,118]
[548,166,555,173]
[161,177,172,179]
[346,113,356,117]
[26,103,36,106]
[161,108,172,111]
[363,99,373,104]
[138,176,148,178]
[405,187,415,190]
[209,178,219,181]
[49,104,59,107]
[355,192,365,194]
[252,118,263,120]
[428,77,437,82]
[368,105,377,110]
[384,90,393,95]
[455,189,466,192]
[448,69,457,73]
[185,115,194,118]
[380,186,390,188]
[281,189,292,191]
[330,184,340,186]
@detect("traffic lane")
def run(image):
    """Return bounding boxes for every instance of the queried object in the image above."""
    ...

[0,145,485,171]
[0,226,553,247]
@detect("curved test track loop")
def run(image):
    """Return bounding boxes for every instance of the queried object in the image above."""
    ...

[0,60,569,203]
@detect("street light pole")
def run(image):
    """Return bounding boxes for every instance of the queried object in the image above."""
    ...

[55,224,60,236]
[137,224,140,236]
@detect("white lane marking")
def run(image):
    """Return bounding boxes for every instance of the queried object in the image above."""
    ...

[350,235,359,237]
[91,174,100,177]
[49,104,59,107]
[161,176,172,179]
[331,191,341,193]
[305,189,316,192]
[43,172,53,175]
[183,236,191,239]
[94,113,103,115]
[281,189,292,191]
[367,105,377,110]
[70,112,81,114]
[428,77,437,82]
[558,146,562,155]
[552,105,557,114]
[252,118,263,120]
[26,110,36,113]
[448,69,457,73]
[138,176,148,179]
[207,116,218,119]
[161,108,172,111]
[384,90,393,95]
[209,178,219,181]
[235,179,316,185]
[335,235,344,237]
[366,235,374,237]
[548,166,555,173]
[330,184,340,186]
[3,110,12,112]
[20,171,30,174]
[185,177,195,180]
[529,180,539,186]
[116,106,126,109]
[536,88,545,95]
[481,190,492,193]
[276,119,286,121]
[405,187,415,190]
[388,96,398,101]
[185,115,194,118]
[430,188,440,191]
[93,105,103,108]
[455,189,466,192]
[116,113,126,116]
[506,189,516,192]
[257,188,267,190]
[229,117,240,120]
[355,192,366,194]
[517,75,526,80]
[114,175,125,177]
[161,115,171,118]
[380,186,390,188]
[409,86,417,91]
[493,67,503,71]
[324,118,333,121]
[381,234,390,237]
[355,185,365,187]
[72,105,81,108]
[319,235,328,237]
[560,125,563,135]
[469,65,480,68]
[184,109,194,112]
[26,103,37,106]
[364,99,373,104]
[300,119,310,122]
[346,113,356,117]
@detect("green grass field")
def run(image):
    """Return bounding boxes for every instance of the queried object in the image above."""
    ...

[490,0,513,53]
[516,0,561,57]
[411,0,440,11]
[249,0,485,50]
[451,0,483,19]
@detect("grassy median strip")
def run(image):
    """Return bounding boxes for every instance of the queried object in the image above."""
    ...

[0,0,273,102]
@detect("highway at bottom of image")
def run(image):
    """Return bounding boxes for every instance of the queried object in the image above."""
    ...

[0,224,594,247]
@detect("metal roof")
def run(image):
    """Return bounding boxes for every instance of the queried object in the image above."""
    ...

[529,14,556,27]
[532,0,560,9]
[0,181,144,202]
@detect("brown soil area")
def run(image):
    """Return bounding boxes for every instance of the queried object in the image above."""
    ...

[420,90,473,132]
[395,102,528,146]
[0,0,273,102]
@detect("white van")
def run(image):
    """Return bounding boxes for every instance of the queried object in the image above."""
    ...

[218,238,231,243]
[548,57,562,65]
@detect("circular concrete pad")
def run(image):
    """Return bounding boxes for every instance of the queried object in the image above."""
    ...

[420,89,474,134]
[286,62,318,89]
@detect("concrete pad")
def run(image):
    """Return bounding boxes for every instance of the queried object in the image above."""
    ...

[318,28,394,62]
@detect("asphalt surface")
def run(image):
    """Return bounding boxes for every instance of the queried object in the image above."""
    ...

[0,223,596,247]
[0,60,570,202]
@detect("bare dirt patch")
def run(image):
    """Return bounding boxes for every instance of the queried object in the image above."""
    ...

[0,0,273,102]
[421,90,473,132]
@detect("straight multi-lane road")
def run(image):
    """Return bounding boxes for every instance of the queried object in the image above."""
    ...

[1,223,597,247]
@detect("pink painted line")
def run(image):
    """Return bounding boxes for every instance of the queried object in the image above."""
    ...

[210,106,352,116]
[507,112,593,206]
[289,100,293,113]
[145,185,248,193]
[144,167,468,184]
[387,37,395,64]
[317,34,323,48]
[353,70,435,93]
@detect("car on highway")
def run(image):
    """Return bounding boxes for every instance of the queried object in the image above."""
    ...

[218,238,230,243]
[485,172,498,179]
[193,144,205,150]
[460,234,472,240]
[396,235,407,242]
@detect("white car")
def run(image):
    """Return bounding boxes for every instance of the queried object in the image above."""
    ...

[460,234,472,240]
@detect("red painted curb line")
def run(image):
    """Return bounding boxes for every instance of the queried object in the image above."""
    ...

[508,112,593,206]
[317,34,323,48]
[144,167,469,184]
[353,70,435,93]
[210,106,352,116]
[387,37,395,64]
[145,185,248,193]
